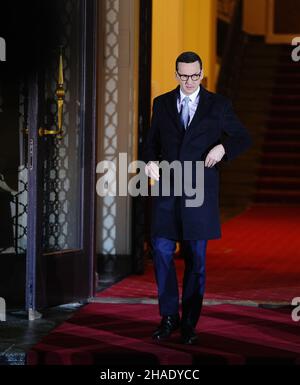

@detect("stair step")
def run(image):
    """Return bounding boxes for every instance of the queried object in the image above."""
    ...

[244,56,291,64]
[258,165,300,177]
[263,141,300,152]
[262,151,300,158]
[272,94,300,99]
[271,97,300,106]
[255,189,300,196]
[246,50,294,57]
[246,46,282,55]
[257,177,300,190]
[262,160,300,166]
[261,152,300,165]
[265,128,300,136]
[236,94,300,104]
[275,64,300,71]
[239,84,300,92]
[259,164,300,171]
[263,140,300,145]
[240,79,300,88]
[254,190,300,204]
[265,119,300,129]
[234,102,271,113]
[274,75,300,84]
[246,53,290,62]
[265,132,300,141]
[267,117,300,122]
[265,128,300,134]
[236,90,300,99]
[270,105,300,111]
[255,189,300,195]
[243,61,300,69]
[264,126,300,132]
[266,126,300,132]
[266,127,300,133]
[239,71,278,81]
[239,69,291,79]
[258,176,300,182]
[269,110,300,118]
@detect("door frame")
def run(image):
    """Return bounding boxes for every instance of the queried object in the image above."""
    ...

[266,0,300,43]
[131,0,152,274]
[26,0,98,316]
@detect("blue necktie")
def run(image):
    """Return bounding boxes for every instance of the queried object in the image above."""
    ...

[180,96,190,129]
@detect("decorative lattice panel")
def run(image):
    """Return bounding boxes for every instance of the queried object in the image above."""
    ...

[0,81,28,255]
[42,0,81,252]
[101,0,120,255]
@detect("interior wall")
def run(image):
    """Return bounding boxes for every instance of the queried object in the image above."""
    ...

[96,0,139,256]
[152,0,217,98]
[243,0,267,35]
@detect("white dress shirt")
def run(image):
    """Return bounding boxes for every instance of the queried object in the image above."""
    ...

[177,86,200,126]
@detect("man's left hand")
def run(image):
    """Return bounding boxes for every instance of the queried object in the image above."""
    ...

[205,144,225,168]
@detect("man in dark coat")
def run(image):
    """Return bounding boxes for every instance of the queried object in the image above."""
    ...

[143,51,252,344]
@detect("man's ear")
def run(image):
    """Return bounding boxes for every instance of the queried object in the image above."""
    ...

[200,69,204,81]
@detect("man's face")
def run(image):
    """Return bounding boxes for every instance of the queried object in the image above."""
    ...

[176,61,203,95]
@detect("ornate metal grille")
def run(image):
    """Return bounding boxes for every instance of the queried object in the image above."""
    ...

[42,0,81,252]
[101,0,120,255]
[0,81,28,255]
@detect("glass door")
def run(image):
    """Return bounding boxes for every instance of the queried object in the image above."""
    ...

[26,0,97,316]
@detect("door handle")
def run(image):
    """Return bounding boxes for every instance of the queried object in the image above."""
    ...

[39,48,65,138]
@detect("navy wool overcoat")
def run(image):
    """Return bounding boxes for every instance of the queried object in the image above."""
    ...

[143,86,252,240]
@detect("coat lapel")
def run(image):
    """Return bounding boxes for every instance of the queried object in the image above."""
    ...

[164,86,184,133]
[186,86,213,135]
[164,86,213,136]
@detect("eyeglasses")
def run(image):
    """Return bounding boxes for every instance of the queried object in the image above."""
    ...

[177,72,201,81]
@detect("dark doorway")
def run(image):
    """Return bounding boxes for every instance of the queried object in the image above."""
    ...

[0,0,97,312]
[132,0,152,274]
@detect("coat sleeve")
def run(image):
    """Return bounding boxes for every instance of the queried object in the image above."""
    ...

[220,100,252,162]
[143,97,161,164]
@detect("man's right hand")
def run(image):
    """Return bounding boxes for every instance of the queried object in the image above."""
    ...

[145,161,160,181]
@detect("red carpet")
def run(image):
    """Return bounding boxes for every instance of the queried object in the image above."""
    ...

[27,205,300,365]
[97,206,300,303]
[27,303,300,365]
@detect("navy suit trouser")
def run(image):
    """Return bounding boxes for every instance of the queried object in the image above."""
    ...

[151,236,208,318]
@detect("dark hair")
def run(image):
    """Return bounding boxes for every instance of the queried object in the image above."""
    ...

[176,51,202,71]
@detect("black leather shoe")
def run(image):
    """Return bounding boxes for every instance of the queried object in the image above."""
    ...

[152,314,180,340]
[181,324,199,345]
[181,294,203,344]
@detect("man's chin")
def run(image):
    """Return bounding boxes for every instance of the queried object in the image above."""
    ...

[184,87,195,94]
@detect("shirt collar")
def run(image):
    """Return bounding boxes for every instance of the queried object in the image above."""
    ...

[179,86,200,103]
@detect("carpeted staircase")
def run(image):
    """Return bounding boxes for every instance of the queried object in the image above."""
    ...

[256,49,300,204]
[220,39,300,209]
